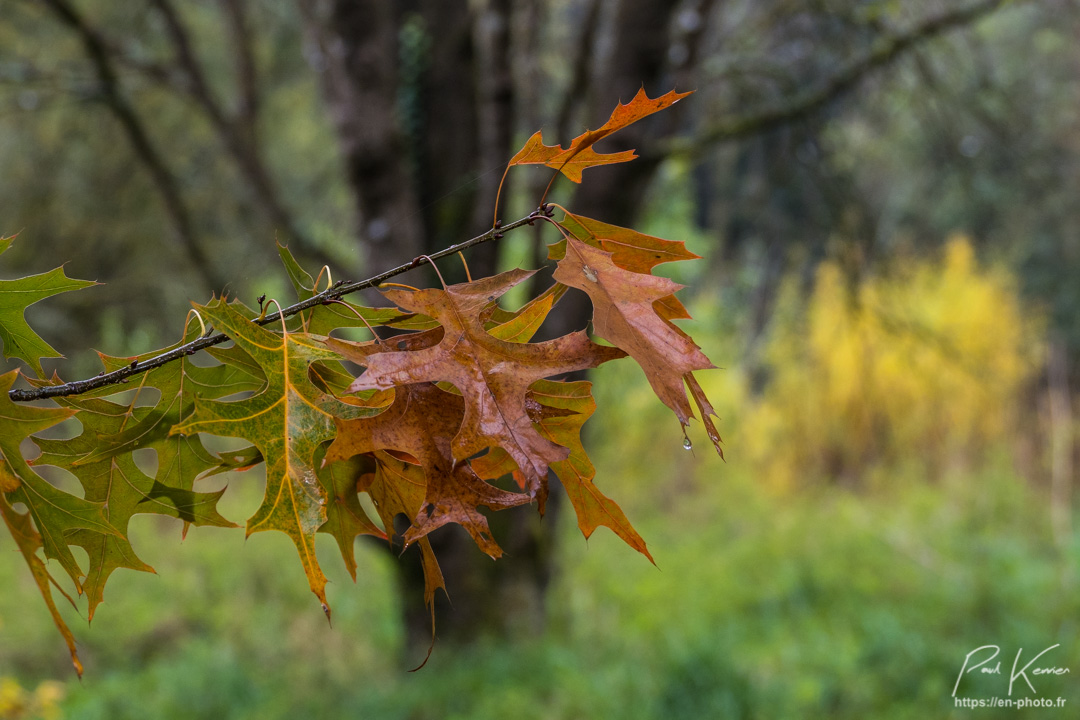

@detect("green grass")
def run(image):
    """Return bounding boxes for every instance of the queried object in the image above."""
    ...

[3,441,1076,719]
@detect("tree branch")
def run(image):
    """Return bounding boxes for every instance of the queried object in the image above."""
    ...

[38,0,224,292]
[8,211,543,403]
[148,0,337,270]
[217,0,260,147]
[659,0,1016,157]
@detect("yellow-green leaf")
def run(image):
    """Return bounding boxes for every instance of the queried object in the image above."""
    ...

[0,236,98,375]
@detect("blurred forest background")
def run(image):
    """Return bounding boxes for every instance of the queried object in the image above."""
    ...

[2,0,1079,717]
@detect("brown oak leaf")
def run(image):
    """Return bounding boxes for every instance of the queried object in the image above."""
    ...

[341,269,626,505]
[324,382,530,557]
[473,379,652,561]
[552,236,722,455]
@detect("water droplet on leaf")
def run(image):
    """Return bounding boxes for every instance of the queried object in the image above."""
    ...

[682,437,692,450]
[582,265,598,282]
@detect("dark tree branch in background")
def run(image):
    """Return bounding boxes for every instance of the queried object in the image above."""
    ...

[661,0,1016,157]
[669,0,717,93]
[298,0,425,277]
[467,0,516,281]
[38,0,224,292]
[148,0,338,270]
[8,211,541,403]
[554,0,600,145]
[217,0,260,148]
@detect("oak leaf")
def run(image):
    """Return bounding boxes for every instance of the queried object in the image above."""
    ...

[169,298,381,615]
[0,492,83,676]
[53,319,262,541]
[552,211,701,273]
[0,236,98,375]
[1,371,119,677]
[34,394,237,620]
[473,379,652,561]
[0,371,120,590]
[341,269,626,506]
[553,236,722,455]
[325,382,530,558]
[507,88,691,182]
[552,210,702,328]
[314,451,385,580]
[362,452,446,652]
[0,369,111,676]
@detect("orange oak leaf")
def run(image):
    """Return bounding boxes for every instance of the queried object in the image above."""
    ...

[341,269,626,506]
[473,379,652,561]
[362,452,446,667]
[482,281,568,341]
[508,134,636,184]
[355,456,447,603]
[552,210,701,324]
[326,281,567,363]
[507,88,692,182]
[552,236,722,455]
[324,382,530,558]
[552,211,701,274]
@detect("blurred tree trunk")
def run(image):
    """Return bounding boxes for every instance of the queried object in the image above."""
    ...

[301,0,687,653]
[303,0,534,651]
[300,0,425,287]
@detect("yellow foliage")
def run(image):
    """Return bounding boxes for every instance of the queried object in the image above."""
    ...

[0,678,64,720]
[742,236,1041,489]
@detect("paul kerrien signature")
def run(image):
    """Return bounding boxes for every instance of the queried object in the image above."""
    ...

[953,644,1070,697]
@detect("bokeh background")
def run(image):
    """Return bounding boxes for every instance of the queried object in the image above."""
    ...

[2,0,1079,717]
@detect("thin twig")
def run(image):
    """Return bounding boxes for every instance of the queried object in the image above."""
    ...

[9,212,541,403]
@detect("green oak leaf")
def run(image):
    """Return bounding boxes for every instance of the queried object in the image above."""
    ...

[27,315,263,539]
[0,491,83,677]
[315,449,384,581]
[170,298,381,615]
[0,236,98,375]
[0,370,120,589]
[0,368,118,676]
[34,394,237,619]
